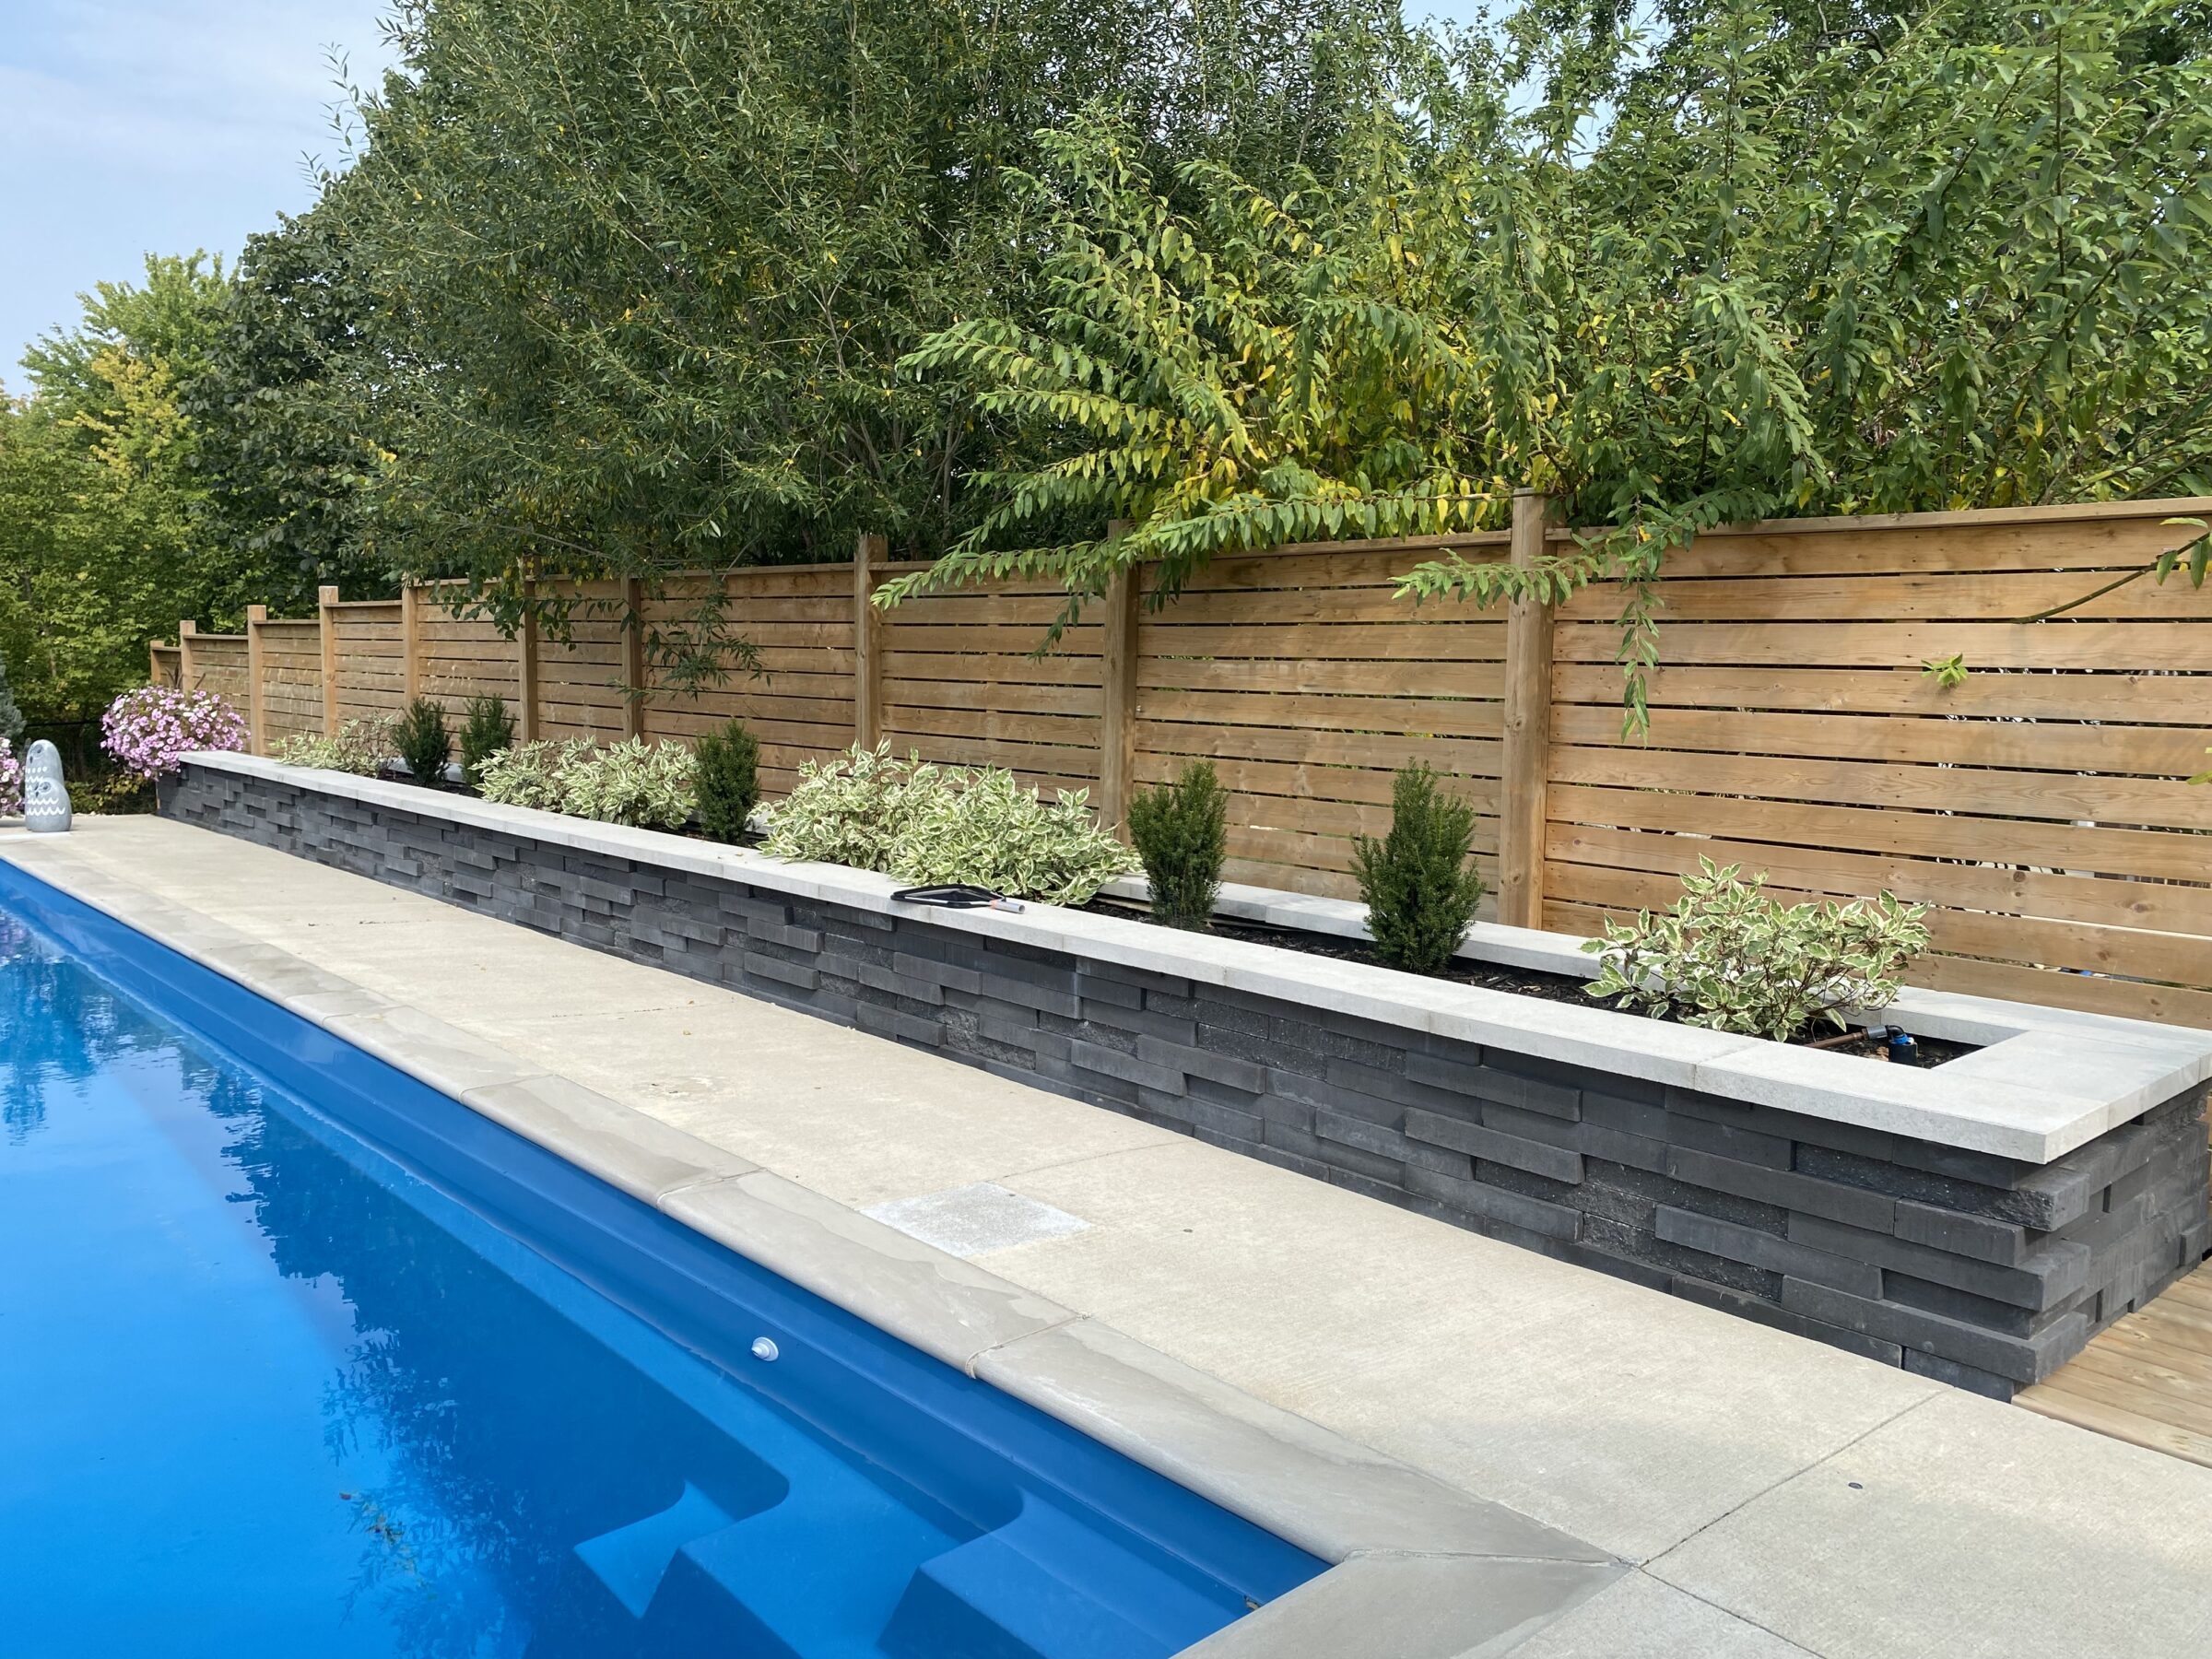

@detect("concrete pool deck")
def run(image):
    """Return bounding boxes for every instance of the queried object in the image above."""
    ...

[8,817,2212,1657]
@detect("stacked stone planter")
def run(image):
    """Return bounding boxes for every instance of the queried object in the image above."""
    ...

[162,755,2212,1399]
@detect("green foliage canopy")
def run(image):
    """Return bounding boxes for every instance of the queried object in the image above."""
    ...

[185,205,390,603]
[889,0,2212,719]
[2,257,235,722]
[325,0,1388,597]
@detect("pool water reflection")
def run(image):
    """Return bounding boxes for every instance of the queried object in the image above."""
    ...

[0,882,1317,1659]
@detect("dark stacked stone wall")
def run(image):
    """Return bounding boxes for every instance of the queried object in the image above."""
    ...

[166,763,2211,1397]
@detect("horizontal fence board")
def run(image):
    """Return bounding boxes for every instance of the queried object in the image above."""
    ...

[644,594,851,626]
[1559,569,2212,624]
[1221,854,1362,902]
[1139,622,1507,663]
[1139,750,1500,816]
[1647,510,2211,579]
[873,593,1084,628]
[1142,586,1506,627]
[883,652,1100,689]
[1552,665,2206,724]
[888,731,1100,790]
[1221,814,1500,872]
[1550,702,2212,778]
[1905,952,2212,1029]
[1176,548,1468,593]
[1138,720,1501,777]
[1136,688,1504,738]
[883,704,1100,750]
[869,623,1101,657]
[651,694,854,732]
[888,680,1097,719]
[1548,744,2212,833]
[649,712,854,754]
[1547,780,2212,886]
[1138,658,1507,699]
[1557,619,2212,673]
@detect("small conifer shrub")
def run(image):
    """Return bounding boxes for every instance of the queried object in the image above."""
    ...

[694,718,761,843]
[394,697,452,786]
[1127,760,1228,929]
[457,694,517,788]
[1352,763,1486,975]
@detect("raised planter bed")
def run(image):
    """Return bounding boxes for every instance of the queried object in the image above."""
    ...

[161,752,2212,1399]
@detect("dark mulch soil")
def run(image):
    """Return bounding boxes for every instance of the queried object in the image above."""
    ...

[1085,897,1975,1068]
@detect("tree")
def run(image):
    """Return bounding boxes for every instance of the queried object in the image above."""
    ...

[0,618,22,744]
[0,257,287,724]
[186,204,390,606]
[20,254,230,429]
[325,0,1393,602]
[890,0,2212,722]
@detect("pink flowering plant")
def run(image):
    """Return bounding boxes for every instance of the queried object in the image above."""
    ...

[101,686,251,781]
[0,741,19,818]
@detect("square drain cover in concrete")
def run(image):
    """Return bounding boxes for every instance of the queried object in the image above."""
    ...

[862,1182,1089,1258]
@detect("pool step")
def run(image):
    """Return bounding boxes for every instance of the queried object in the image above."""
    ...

[671,1458,961,1657]
[572,1424,1237,1657]
[881,1493,1237,1659]
[572,1481,739,1618]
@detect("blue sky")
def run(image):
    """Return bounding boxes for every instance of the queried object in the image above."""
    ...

[1,0,396,386]
[2,2,1486,385]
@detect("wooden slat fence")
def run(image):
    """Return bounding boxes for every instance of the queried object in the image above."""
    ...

[1547,506,2212,1028]
[413,582,520,716]
[170,625,251,705]
[645,565,857,796]
[153,497,2212,1030]
[877,562,1105,802]
[324,597,409,725]
[1135,541,1511,904]
[257,619,324,746]
[530,580,629,743]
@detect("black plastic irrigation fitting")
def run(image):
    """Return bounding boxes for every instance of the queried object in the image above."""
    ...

[888,884,1027,913]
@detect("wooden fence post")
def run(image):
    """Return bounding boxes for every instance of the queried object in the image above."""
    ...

[1097,520,1138,833]
[176,619,199,692]
[853,533,887,749]
[1496,488,1555,930]
[400,582,422,704]
[622,575,648,742]
[516,586,541,741]
[318,584,341,735]
[244,606,268,754]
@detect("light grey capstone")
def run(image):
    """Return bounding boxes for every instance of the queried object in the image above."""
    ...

[22,739,70,833]
[1174,1553,1624,1659]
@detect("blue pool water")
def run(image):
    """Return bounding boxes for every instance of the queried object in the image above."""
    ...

[0,863,1320,1658]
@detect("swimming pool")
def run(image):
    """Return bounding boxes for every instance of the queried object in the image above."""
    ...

[0,862,1322,1658]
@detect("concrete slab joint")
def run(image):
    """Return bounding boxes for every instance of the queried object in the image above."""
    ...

[153,755,2212,1400]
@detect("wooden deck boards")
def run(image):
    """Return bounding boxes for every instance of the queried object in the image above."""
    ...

[2018,1259,2212,1468]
